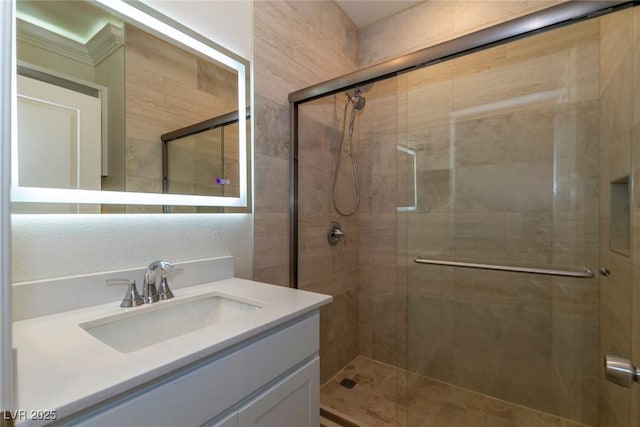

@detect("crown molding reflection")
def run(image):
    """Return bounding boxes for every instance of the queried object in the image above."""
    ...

[16,19,123,67]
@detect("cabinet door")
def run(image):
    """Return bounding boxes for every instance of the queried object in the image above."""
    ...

[238,357,319,427]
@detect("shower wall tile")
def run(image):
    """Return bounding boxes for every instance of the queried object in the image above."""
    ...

[601,7,633,93]
[355,76,402,367]
[253,211,289,270]
[415,169,451,213]
[599,8,637,427]
[254,154,289,212]
[598,132,631,216]
[288,28,359,380]
[600,55,634,152]
[454,161,554,213]
[320,289,360,382]
[358,0,566,67]
[253,94,289,159]
[407,72,453,133]
[408,125,452,172]
[253,1,358,359]
[453,50,567,112]
[360,133,397,180]
[631,11,640,425]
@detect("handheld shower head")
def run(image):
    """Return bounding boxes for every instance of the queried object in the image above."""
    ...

[345,84,371,111]
[351,94,366,110]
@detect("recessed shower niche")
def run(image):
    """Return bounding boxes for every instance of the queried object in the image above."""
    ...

[610,176,631,256]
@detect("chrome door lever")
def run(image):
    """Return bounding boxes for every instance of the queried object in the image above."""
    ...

[605,355,639,387]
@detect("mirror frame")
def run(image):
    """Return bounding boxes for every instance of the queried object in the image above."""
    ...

[11,0,248,208]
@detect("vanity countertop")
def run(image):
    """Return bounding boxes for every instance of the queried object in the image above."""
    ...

[12,278,331,426]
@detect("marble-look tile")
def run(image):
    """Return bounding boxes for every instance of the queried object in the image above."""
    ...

[254,154,289,213]
[197,59,237,102]
[407,76,453,132]
[322,356,589,427]
[600,55,634,150]
[320,291,360,383]
[600,8,634,93]
[254,94,290,159]
[599,131,631,216]
[454,113,508,167]
[253,3,359,365]
[452,50,567,113]
[125,25,198,87]
[253,263,289,288]
[253,211,289,271]
[505,212,553,264]
[409,125,453,173]
[358,1,565,68]
[298,165,333,215]
[454,160,553,213]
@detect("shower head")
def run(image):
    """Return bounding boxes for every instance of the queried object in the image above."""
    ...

[351,94,366,110]
[345,83,373,110]
[346,83,373,98]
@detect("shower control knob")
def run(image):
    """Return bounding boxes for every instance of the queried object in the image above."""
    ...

[327,221,345,246]
[605,355,639,387]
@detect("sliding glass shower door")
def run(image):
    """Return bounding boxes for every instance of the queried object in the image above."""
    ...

[400,17,601,426]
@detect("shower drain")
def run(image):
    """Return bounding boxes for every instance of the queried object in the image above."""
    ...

[340,378,357,389]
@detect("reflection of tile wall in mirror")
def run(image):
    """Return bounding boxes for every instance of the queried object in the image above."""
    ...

[166,128,224,197]
[124,25,238,213]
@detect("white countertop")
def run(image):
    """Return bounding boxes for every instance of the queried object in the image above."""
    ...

[12,278,331,425]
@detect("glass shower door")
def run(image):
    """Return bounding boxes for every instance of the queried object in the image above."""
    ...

[400,18,601,426]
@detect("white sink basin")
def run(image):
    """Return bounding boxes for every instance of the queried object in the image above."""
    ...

[80,293,263,353]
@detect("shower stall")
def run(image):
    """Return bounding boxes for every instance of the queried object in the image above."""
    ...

[291,1,639,426]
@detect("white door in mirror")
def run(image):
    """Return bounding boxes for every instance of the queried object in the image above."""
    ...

[17,75,101,212]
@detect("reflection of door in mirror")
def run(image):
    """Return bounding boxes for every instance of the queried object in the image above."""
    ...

[16,75,101,213]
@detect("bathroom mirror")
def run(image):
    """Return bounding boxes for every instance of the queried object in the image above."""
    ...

[12,0,249,213]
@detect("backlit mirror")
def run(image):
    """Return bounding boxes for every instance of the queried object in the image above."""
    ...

[12,0,250,213]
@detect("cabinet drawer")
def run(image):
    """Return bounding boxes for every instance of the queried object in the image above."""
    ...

[73,314,319,427]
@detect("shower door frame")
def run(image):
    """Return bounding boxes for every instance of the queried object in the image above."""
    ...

[288,0,632,289]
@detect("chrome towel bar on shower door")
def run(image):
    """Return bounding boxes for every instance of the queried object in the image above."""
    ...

[413,257,595,278]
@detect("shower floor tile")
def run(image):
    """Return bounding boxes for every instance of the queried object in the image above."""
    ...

[320,356,589,427]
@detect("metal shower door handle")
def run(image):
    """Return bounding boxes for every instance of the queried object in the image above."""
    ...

[605,355,639,387]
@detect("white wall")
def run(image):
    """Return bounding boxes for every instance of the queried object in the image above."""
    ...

[142,0,252,60]
[11,1,254,284]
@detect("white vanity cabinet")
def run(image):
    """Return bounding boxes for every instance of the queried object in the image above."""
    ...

[65,313,320,427]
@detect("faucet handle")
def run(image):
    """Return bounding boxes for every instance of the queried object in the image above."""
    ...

[158,268,183,301]
[106,278,144,308]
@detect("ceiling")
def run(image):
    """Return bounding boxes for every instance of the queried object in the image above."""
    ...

[18,0,426,43]
[335,0,425,28]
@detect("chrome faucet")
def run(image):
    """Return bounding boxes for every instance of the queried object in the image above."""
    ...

[142,260,174,304]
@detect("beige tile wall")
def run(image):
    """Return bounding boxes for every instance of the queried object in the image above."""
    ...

[252,1,359,382]
[358,0,566,67]
[599,6,640,427]
[356,76,403,366]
